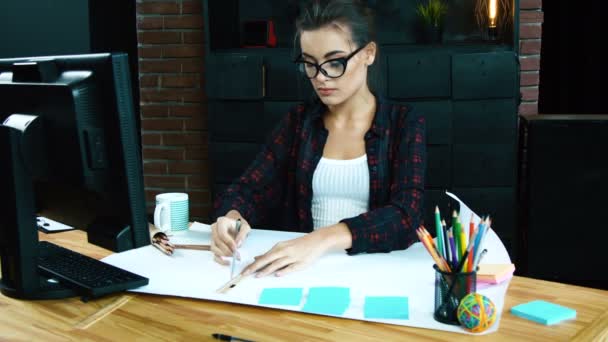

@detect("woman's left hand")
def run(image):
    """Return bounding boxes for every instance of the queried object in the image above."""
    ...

[241,231,330,277]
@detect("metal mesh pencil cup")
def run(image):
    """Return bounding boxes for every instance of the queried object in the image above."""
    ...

[433,264,477,325]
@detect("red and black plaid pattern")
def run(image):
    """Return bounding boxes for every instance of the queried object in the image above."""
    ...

[212,98,426,254]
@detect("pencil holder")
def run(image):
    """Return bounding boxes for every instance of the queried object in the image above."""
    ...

[433,264,477,325]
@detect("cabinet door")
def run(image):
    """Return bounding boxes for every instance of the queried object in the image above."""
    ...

[209,142,261,183]
[452,99,517,144]
[208,101,264,142]
[427,145,451,188]
[265,54,311,100]
[452,144,516,187]
[451,187,516,254]
[388,52,451,99]
[408,100,452,145]
[452,52,518,100]
[207,54,264,99]
[263,101,298,138]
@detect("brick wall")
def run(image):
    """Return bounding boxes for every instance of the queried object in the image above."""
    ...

[136,0,209,221]
[519,0,543,115]
[135,0,542,222]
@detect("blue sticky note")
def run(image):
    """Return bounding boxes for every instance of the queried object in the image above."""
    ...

[302,287,350,316]
[511,300,576,325]
[364,296,409,320]
[258,288,303,306]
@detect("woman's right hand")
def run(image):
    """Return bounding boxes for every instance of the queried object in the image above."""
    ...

[210,211,251,265]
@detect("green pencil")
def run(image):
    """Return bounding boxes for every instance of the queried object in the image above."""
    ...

[435,206,444,259]
[452,210,460,260]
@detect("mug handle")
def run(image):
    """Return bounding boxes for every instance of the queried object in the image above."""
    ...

[154,202,171,232]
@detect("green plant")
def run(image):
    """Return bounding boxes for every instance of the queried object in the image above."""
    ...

[416,0,448,28]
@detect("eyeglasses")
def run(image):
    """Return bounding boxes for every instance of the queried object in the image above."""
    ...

[294,44,368,79]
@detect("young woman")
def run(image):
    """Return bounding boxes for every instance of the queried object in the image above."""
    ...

[210,0,426,277]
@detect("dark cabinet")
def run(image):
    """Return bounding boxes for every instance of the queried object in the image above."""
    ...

[388,52,451,99]
[207,55,264,99]
[209,142,261,183]
[452,52,518,100]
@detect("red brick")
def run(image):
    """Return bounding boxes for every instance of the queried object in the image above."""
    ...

[162,45,204,58]
[145,190,158,203]
[141,105,169,118]
[189,205,210,221]
[164,15,203,29]
[520,87,539,101]
[181,59,204,72]
[520,72,540,86]
[520,0,542,10]
[520,40,541,55]
[163,132,205,146]
[143,161,167,174]
[138,31,182,44]
[161,74,200,88]
[186,190,210,203]
[187,173,209,189]
[139,74,159,87]
[169,104,204,117]
[142,118,184,131]
[139,46,163,59]
[183,114,207,130]
[144,175,186,189]
[520,11,544,23]
[168,161,205,174]
[136,2,180,15]
[185,146,208,160]
[182,32,204,44]
[520,24,542,39]
[519,56,540,71]
[181,1,203,14]
[142,133,162,145]
[518,102,538,115]
[137,17,164,30]
[139,60,182,73]
[140,88,204,103]
[143,147,184,160]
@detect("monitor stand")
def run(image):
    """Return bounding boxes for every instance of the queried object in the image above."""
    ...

[0,119,78,300]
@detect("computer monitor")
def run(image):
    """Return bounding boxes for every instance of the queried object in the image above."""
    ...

[0,53,150,299]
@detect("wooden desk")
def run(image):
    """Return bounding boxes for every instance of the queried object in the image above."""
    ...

[1,230,607,341]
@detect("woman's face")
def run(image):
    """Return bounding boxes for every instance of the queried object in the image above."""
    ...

[299,25,374,106]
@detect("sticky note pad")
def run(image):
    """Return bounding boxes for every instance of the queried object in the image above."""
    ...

[511,300,576,325]
[302,287,350,316]
[364,296,409,319]
[258,288,303,306]
[477,263,516,284]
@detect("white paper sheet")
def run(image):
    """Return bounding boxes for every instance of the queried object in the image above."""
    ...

[103,196,512,335]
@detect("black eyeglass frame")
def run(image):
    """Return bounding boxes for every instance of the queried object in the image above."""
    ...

[293,43,368,79]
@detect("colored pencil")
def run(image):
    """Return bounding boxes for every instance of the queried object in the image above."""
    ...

[441,219,449,263]
[448,229,458,269]
[434,206,444,264]
[452,211,460,261]
[417,228,451,272]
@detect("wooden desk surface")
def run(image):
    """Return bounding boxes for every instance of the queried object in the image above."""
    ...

[1,230,607,341]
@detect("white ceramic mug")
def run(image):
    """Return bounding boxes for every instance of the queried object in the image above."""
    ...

[153,193,189,232]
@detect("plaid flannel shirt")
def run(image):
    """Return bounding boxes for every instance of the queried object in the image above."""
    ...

[212,98,426,254]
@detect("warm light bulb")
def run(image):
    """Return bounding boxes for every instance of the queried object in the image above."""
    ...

[489,0,497,27]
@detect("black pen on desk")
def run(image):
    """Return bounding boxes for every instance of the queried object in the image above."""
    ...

[212,333,255,342]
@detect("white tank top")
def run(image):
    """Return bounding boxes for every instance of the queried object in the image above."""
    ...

[311,154,370,230]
